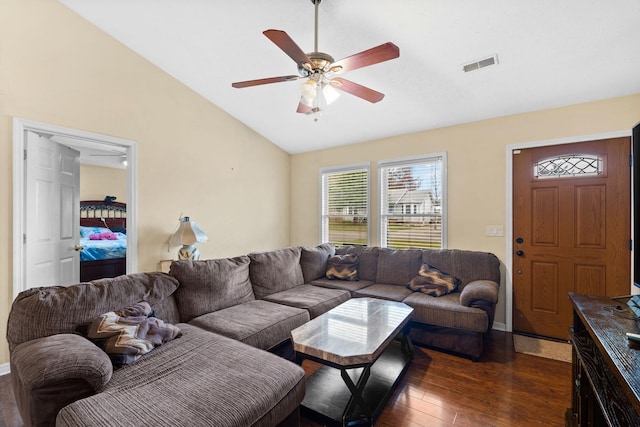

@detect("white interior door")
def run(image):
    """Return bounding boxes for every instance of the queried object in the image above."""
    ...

[25,131,80,288]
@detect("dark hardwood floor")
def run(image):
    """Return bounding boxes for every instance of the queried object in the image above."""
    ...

[300,331,571,427]
[0,331,571,427]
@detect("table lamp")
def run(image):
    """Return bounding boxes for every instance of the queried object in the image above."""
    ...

[169,216,208,260]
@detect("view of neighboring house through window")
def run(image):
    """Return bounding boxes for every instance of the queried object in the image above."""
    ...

[379,154,446,249]
[320,164,369,245]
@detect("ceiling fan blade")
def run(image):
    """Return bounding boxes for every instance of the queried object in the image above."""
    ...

[232,75,300,88]
[330,78,385,103]
[331,42,400,74]
[263,29,313,68]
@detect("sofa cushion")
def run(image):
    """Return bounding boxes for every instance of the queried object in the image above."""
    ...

[403,292,489,333]
[7,273,180,352]
[76,301,182,368]
[56,324,306,427]
[263,284,350,319]
[300,243,335,282]
[421,249,501,291]
[407,264,460,297]
[376,248,423,285]
[249,247,305,299]
[170,256,254,322]
[336,246,379,282]
[326,254,359,280]
[189,300,309,350]
[353,284,414,301]
[310,278,373,293]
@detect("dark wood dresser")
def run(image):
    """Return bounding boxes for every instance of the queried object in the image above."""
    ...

[568,292,640,426]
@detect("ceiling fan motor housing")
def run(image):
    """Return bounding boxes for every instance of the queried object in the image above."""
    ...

[298,52,335,77]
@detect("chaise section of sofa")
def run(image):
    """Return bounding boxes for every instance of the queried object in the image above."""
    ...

[55,323,305,427]
[7,271,305,427]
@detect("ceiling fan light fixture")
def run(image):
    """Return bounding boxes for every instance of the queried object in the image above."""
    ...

[301,78,318,101]
[323,84,340,105]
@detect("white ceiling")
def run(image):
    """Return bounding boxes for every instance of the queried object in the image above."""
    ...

[57,0,640,154]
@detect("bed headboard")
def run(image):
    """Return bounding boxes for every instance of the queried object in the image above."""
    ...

[80,200,127,229]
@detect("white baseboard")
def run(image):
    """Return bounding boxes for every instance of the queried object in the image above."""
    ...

[492,321,507,332]
[0,363,10,376]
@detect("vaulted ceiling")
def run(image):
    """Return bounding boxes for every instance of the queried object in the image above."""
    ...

[58,0,640,154]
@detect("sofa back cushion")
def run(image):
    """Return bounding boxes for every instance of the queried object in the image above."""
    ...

[376,248,423,285]
[7,272,180,352]
[249,247,304,299]
[421,249,501,290]
[300,243,335,282]
[335,246,379,282]
[170,256,255,322]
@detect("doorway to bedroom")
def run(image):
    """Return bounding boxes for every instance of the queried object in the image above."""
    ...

[12,118,138,299]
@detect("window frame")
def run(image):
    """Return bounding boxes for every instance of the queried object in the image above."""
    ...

[378,153,448,249]
[319,162,371,245]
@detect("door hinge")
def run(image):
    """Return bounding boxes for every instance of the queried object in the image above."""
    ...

[631,239,634,251]
[23,234,26,244]
[24,149,27,160]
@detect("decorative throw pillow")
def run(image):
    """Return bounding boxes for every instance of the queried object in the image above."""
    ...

[326,254,359,281]
[407,264,460,297]
[76,301,182,368]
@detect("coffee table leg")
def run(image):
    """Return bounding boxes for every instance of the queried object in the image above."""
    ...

[340,364,372,425]
[400,330,415,359]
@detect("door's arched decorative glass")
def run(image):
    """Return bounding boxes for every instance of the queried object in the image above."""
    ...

[534,154,602,179]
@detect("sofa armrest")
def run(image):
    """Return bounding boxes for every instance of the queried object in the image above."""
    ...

[460,280,499,331]
[460,280,499,307]
[11,333,112,427]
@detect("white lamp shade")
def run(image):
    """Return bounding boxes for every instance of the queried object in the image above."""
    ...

[169,217,208,247]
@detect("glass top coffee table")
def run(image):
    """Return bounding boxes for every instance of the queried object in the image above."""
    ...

[291,297,414,426]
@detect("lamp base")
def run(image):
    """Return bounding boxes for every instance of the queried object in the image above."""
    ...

[178,245,200,260]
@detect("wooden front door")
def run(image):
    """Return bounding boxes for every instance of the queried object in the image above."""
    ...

[512,137,631,340]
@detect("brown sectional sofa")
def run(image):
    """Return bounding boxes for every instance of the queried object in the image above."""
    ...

[6,244,500,426]
[311,245,501,360]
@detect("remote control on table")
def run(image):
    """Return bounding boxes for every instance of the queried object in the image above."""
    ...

[626,332,640,343]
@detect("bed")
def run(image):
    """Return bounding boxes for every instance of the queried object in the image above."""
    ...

[79,199,127,282]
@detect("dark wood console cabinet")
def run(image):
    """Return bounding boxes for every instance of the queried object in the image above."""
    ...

[568,292,640,426]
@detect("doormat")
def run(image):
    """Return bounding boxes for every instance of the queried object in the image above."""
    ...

[513,334,572,363]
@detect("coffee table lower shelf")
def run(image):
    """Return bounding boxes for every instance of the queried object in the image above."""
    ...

[300,340,412,427]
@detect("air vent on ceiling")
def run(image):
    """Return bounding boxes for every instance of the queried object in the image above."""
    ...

[462,55,498,73]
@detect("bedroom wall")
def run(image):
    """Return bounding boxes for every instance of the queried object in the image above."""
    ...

[0,0,290,365]
[80,165,127,202]
[290,93,640,330]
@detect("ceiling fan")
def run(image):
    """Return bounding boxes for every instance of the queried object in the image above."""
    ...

[231,0,399,117]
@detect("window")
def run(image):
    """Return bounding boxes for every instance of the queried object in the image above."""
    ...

[534,154,602,179]
[379,154,446,249]
[320,164,369,245]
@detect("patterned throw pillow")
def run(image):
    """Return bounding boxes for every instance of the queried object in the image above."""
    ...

[77,301,182,368]
[407,264,460,297]
[326,254,359,281]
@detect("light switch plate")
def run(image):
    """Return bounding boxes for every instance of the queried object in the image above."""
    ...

[486,225,504,237]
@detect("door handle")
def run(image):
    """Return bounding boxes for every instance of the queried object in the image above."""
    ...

[516,250,524,257]
[74,245,84,251]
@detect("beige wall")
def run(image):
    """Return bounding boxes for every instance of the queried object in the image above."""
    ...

[290,93,640,329]
[0,0,290,365]
[80,165,127,202]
